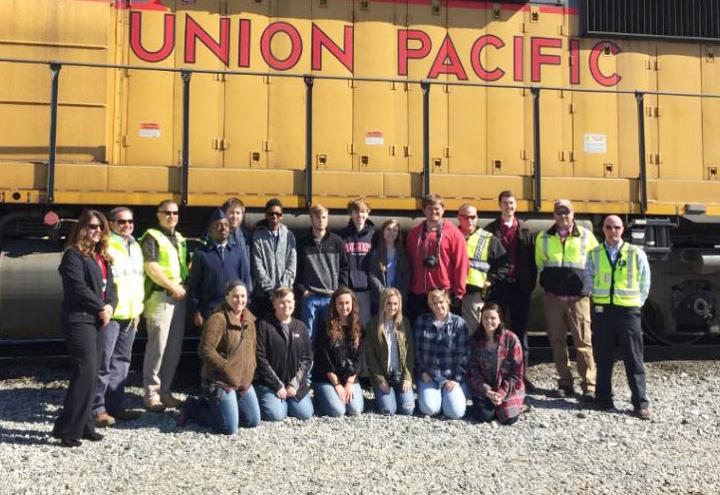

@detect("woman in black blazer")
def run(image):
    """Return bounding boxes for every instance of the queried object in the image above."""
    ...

[52,209,117,447]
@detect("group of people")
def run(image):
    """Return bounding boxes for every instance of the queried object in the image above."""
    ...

[51,191,651,446]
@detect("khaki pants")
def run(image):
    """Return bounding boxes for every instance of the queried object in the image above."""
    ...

[462,291,485,337]
[542,292,596,394]
[142,291,187,402]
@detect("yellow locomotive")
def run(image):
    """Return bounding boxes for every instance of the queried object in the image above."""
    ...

[1,0,719,343]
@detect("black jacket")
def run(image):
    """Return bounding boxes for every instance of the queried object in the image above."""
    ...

[367,246,411,306]
[295,230,349,295]
[484,218,537,293]
[339,220,376,292]
[313,319,362,385]
[59,247,118,325]
[254,317,312,400]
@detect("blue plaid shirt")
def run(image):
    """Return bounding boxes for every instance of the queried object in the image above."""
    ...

[414,313,469,384]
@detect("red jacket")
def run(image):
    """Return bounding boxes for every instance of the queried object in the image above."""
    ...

[406,219,468,298]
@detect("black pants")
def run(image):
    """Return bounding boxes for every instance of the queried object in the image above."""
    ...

[471,396,519,425]
[53,320,102,440]
[591,304,648,409]
[487,282,531,376]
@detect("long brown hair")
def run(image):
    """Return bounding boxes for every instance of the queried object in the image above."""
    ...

[327,286,362,347]
[478,303,505,344]
[376,218,404,274]
[67,209,111,260]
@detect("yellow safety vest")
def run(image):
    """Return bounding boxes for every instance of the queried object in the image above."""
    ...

[466,229,493,288]
[140,228,188,288]
[536,225,598,271]
[590,242,642,307]
[107,233,145,319]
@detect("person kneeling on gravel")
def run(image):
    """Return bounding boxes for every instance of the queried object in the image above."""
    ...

[467,303,525,425]
[176,280,260,433]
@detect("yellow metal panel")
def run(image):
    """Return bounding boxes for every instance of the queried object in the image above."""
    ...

[313,171,383,197]
[190,168,297,195]
[543,177,635,203]
[446,4,486,175]
[108,166,175,193]
[267,0,312,171]
[312,0,353,172]
[616,40,657,180]
[382,172,421,198]
[406,1,448,175]
[485,7,527,177]
[175,2,224,169]
[55,163,107,192]
[430,174,527,202]
[656,180,720,204]
[656,43,703,180]
[701,45,720,180]
[353,0,408,173]
[224,1,270,169]
[0,163,40,191]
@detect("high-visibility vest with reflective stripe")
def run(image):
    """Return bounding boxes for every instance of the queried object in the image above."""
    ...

[107,234,145,319]
[591,242,642,307]
[466,229,493,287]
[140,228,188,285]
[536,226,597,271]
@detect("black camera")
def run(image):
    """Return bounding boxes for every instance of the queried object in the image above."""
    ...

[423,255,439,268]
[388,371,403,386]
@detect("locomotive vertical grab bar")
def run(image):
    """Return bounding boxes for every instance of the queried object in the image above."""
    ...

[47,63,61,204]
[636,91,648,214]
[422,81,431,198]
[181,71,191,207]
[531,87,541,212]
[304,76,314,208]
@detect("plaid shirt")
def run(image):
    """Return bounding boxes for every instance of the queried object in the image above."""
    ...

[414,313,469,383]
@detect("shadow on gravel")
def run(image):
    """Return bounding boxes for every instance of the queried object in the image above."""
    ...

[0,426,53,446]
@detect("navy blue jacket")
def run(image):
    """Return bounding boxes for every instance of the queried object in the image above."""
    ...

[188,241,250,319]
[229,226,253,289]
[339,220,376,292]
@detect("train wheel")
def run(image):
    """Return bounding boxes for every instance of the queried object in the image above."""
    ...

[642,301,703,346]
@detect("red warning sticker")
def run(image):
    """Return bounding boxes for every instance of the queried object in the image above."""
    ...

[139,122,161,138]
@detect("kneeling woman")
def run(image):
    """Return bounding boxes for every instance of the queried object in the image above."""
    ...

[180,280,260,433]
[415,289,469,419]
[467,303,525,425]
[313,287,364,417]
[365,288,414,416]
[255,287,314,421]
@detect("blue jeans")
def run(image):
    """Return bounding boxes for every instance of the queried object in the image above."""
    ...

[185,385,260,434]
[298,294,331,342]
[417,376,468,419]
[256,385,314,421]
[93,319,137,415]
[314,382,364,417]
[373,383,415,416]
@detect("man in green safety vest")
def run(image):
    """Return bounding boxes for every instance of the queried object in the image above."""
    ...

[586,215,651,419]
[535,199,598,402]
[140,199,188,412]
[458,203,509,336]
[92,207,145,427]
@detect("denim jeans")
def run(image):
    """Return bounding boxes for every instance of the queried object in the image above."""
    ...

[417,376,468,419]
[93,319,137,415]
[298,294,331,342]
[256,385,314,421]
[314,382,364,417]
[185,385,260,434]
[373,383,415,416]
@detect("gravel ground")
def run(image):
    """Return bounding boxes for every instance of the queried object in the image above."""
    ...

[1,360,719,495]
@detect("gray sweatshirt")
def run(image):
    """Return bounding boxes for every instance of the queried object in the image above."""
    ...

[251,221,297,296]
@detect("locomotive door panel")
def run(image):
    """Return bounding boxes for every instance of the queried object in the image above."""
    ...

[267,0,312,171]
[0,0,111,164]
[175,1,224,169]
[446,4,487,176]
[571,39,619,179]
[485,7,527,177]
[616,41,658,180]
[701,45,720,180]
[353,0,408,173]
[312,0,353,172]
[524,8,570,179]
[656,43,703,179]
[123,6,177,167]
[407,2,449,176]
[224,0,271,170]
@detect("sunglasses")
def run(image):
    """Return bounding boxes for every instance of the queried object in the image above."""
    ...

[459,214,477,220]
[115,219,134,225]
[554,209,571,216]
[604,225,622,230]
[86,223,102,231]
[160,211,179,216]
[267,211,283,218]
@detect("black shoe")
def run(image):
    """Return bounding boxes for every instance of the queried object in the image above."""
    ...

[593,400,615,411]
[523,379,538,393]
[553,385,575,398]
[60,438,82,448]
[579,393,595,404]
[82,431,104,442]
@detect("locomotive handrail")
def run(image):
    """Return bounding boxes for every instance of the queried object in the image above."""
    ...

[1,56,718,211]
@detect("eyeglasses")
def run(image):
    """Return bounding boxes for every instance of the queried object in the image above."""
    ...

[554,209,571,216]
[115,219,134,225]
[86,223,102,231]
[459,214,477,220]
[604,225,622,230]
[267,211,283,218]
[160,211,179,216]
